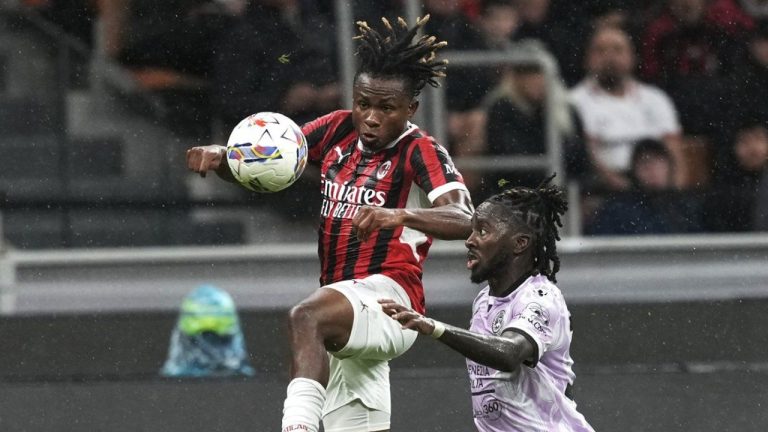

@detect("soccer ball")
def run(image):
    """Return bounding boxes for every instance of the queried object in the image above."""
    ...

[225,112,308,193]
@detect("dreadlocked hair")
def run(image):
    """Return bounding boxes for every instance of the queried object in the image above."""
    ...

[354,15,448,97]
[491,174,568,283]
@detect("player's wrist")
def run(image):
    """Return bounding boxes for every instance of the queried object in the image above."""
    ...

[430,319,446,339]
[395,208,411,226]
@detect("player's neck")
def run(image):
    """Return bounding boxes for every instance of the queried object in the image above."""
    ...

[488,266,534,297]
[359,123,414,154]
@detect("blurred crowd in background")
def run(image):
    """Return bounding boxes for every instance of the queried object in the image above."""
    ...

[18,0,768,235]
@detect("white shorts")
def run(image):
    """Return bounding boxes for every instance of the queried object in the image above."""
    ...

[322,400,390,432]
[321,274,418,431]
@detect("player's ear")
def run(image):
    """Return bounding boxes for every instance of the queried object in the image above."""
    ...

[512,233,532,254]
[408,99,419,118]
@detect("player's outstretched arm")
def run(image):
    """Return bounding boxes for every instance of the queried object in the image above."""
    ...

[352,189,473,242]
[379,299,534,373]
[186,145,236,182]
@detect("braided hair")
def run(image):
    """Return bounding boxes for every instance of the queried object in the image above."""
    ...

[489,175,568,282]
[354,15,448,97]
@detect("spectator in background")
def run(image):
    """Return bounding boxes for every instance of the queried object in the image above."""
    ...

[704,119,768,232]
[586,0,634,29]
[424,0,480,50]
[447,0,521,197]
[708,0,756,32]
[740,0,768,18]
[212,0,339,132]
[100,0,246,136]
[571,25,685,192]
[106,0,242,81]
[25,0,97,47]
[424,0,488,115]
[514,0,585,85]
[640,0,752,135]
[726,20,768,134]
[583,0,659,43]
[476,42,586,200]
[587,139,703,235]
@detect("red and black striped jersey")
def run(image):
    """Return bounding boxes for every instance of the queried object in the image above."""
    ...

[301,110,467,313]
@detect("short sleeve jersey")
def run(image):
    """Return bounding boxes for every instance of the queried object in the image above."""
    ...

[570,78,681,171]
[301,110,467,313]
[466,275,594,432]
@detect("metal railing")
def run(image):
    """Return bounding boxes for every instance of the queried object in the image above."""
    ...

[428,49,564,182]
[333,0,580,234]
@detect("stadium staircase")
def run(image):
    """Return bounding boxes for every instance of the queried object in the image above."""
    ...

[0,8,246,249]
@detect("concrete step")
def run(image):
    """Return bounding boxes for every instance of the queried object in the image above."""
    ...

[67,135,123,179]
[0,98,59,135]
[0,133,65,200]
[1,209,245,249]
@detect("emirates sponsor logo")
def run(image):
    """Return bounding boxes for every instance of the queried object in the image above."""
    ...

[322,177,386,206]
[320,177,387,219]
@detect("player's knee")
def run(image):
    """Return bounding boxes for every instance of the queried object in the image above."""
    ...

[288,301,321,333]
[288,299,350,351]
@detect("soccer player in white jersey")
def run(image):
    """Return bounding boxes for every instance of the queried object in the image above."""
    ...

[380,176,594,432]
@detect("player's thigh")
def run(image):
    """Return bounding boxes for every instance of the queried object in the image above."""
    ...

[325,275,417,361]
[289,286,354,351]
[323,399,390,432]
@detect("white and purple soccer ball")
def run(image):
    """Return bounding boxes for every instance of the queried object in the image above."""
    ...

[226,112,308,193]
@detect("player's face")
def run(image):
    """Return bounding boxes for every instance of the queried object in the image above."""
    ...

[465,202,515,284]
[352,73,418,151]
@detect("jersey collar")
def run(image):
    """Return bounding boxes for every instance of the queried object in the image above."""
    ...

[357,122,418,155]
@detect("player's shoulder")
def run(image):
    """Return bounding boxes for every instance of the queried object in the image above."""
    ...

[324,109,353,125]
[407,129,441,148]
[406,130,453,159]
[302,109,352,134]
[519,275,565,307]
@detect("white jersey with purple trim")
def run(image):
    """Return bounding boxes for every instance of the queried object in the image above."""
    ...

[466,274,594,432]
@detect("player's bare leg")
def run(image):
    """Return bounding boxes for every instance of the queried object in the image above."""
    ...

[281,288,353,432]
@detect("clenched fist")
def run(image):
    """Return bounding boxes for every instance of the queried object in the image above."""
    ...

[186,145,226,177]
[352,206,405,242]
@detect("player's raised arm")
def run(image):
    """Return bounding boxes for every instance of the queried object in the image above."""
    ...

[352,189,473,242]
[401,188,474,239]
[186,144,236,182]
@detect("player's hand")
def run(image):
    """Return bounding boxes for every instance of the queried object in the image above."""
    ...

[352,207,405,242]
[378,299,436,336]
[186,145,226,178]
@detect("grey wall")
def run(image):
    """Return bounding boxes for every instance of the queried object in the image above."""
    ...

[1,299,767,431]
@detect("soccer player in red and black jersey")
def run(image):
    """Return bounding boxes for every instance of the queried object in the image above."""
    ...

[186,16,472,432]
